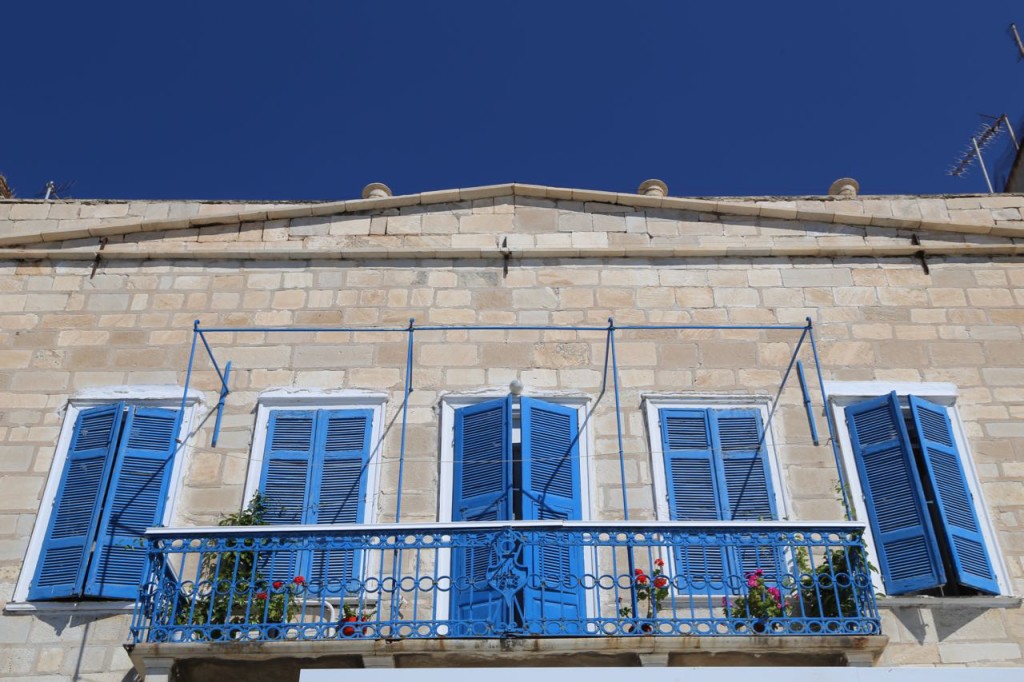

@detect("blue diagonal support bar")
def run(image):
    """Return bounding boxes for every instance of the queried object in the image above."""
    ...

[210,361,231,447]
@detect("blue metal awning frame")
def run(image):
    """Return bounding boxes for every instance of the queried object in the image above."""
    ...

[177,317,852,522]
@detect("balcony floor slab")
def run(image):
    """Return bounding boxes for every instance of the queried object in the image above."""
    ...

[130,634,888,679]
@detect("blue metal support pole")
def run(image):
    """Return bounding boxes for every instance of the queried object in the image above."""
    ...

[210,361,232,447]
[395,319,415,523]
[196,329,228,387]
[177,321,200,418]
[806,318,853,520]
[194,323,810,335]
[796,360,820,446]
[607,319,629,521]
[607,318,640,622]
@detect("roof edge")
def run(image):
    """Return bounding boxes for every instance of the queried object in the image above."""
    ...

[1,183,1021,248]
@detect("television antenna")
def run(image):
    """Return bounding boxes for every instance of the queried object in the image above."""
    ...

[1011,23,1024,60]
[948,114,1019,193]
[35,180,75,201]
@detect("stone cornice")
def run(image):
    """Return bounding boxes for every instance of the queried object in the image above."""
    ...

[1,184,1022,249]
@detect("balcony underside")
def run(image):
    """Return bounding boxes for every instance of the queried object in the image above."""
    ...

[130,633,890,678]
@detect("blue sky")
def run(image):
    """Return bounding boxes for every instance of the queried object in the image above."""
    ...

[4,2,1024,200]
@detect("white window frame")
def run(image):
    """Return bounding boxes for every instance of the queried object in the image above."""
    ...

[826,380,1011,597]
[436,390,597,625]
[242,388,388,528]
[12,386,204,606]
[643,394,790,524]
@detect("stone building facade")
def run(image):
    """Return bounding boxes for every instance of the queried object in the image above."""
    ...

[0,183,1022,679]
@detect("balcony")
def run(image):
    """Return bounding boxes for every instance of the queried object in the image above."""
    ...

[128,520,886,671]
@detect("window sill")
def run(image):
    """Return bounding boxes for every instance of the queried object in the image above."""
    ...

[4,600,135,616]
[878,595,1020,609]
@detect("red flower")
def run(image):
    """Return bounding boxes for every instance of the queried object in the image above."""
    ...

[634,568,645,576]
[654,576,668,588]
[636,574,649,585]
[293,576,306,585]
[654,558,665,568]
[272,580,284,590]
[255,592,267,600]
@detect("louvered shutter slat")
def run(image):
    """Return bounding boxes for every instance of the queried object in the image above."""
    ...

[661,409,728,588]
[259,411,317,581]
[312,411,372,591]
[909,396,999,595]
[31,404,124,600]
[847,392,944,594]
[451,398,511,629]
[714,411,779,581]
[520,398,584,627]
[88,406,180,599]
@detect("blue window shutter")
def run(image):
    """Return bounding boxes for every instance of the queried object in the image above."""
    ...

[87,406,180,599]
[451,397,511,629]
[660,409,727,588]
[310,410,372,591]
[713,410,775,521]
[31,403,124,600]
[259,410,317,580]
[847,392,944,595]
[712,409,779,580]
[519,397,584,628]
[909,396,999,595]
[452,398,512,523]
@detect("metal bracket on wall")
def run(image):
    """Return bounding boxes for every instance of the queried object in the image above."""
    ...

[911,234,930,275]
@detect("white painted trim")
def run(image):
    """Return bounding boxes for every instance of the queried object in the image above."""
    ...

[69,385,206,403]
[13,388,203,604]
[827,381,1011,597]
[3,601,135,616]
[643,395,790,524]
[257,387,389,407]
[824,381,958,406]
[878,595,1021,609]
[436,392,596,623]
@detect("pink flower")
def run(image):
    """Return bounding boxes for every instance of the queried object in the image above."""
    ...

[293,575,306,585]
[767,587,781,604]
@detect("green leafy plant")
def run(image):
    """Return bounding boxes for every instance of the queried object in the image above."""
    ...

[723,569,783,624]
[340,603,377,638]
[619,558,670,627]
[175,493,302,637]
[787,543,872,620]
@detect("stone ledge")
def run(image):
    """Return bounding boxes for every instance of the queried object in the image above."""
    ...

[2,187,1022,248]
[2,241,1022,263]
[129,634,888,677]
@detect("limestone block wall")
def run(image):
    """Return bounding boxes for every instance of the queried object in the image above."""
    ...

[0,190,1022,677]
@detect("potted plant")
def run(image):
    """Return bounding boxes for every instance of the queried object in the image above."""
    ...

[340,603,376,638]
[174,493,302,640]
[787,544,872,627]
[722,569,782,633]
[618,558,670,634]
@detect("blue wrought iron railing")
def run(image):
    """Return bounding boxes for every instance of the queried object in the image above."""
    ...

[130,521,880,643]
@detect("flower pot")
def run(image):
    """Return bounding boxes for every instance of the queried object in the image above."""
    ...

[341,616,360,637]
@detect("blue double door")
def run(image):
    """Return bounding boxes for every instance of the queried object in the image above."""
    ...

[451,397,585,633]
